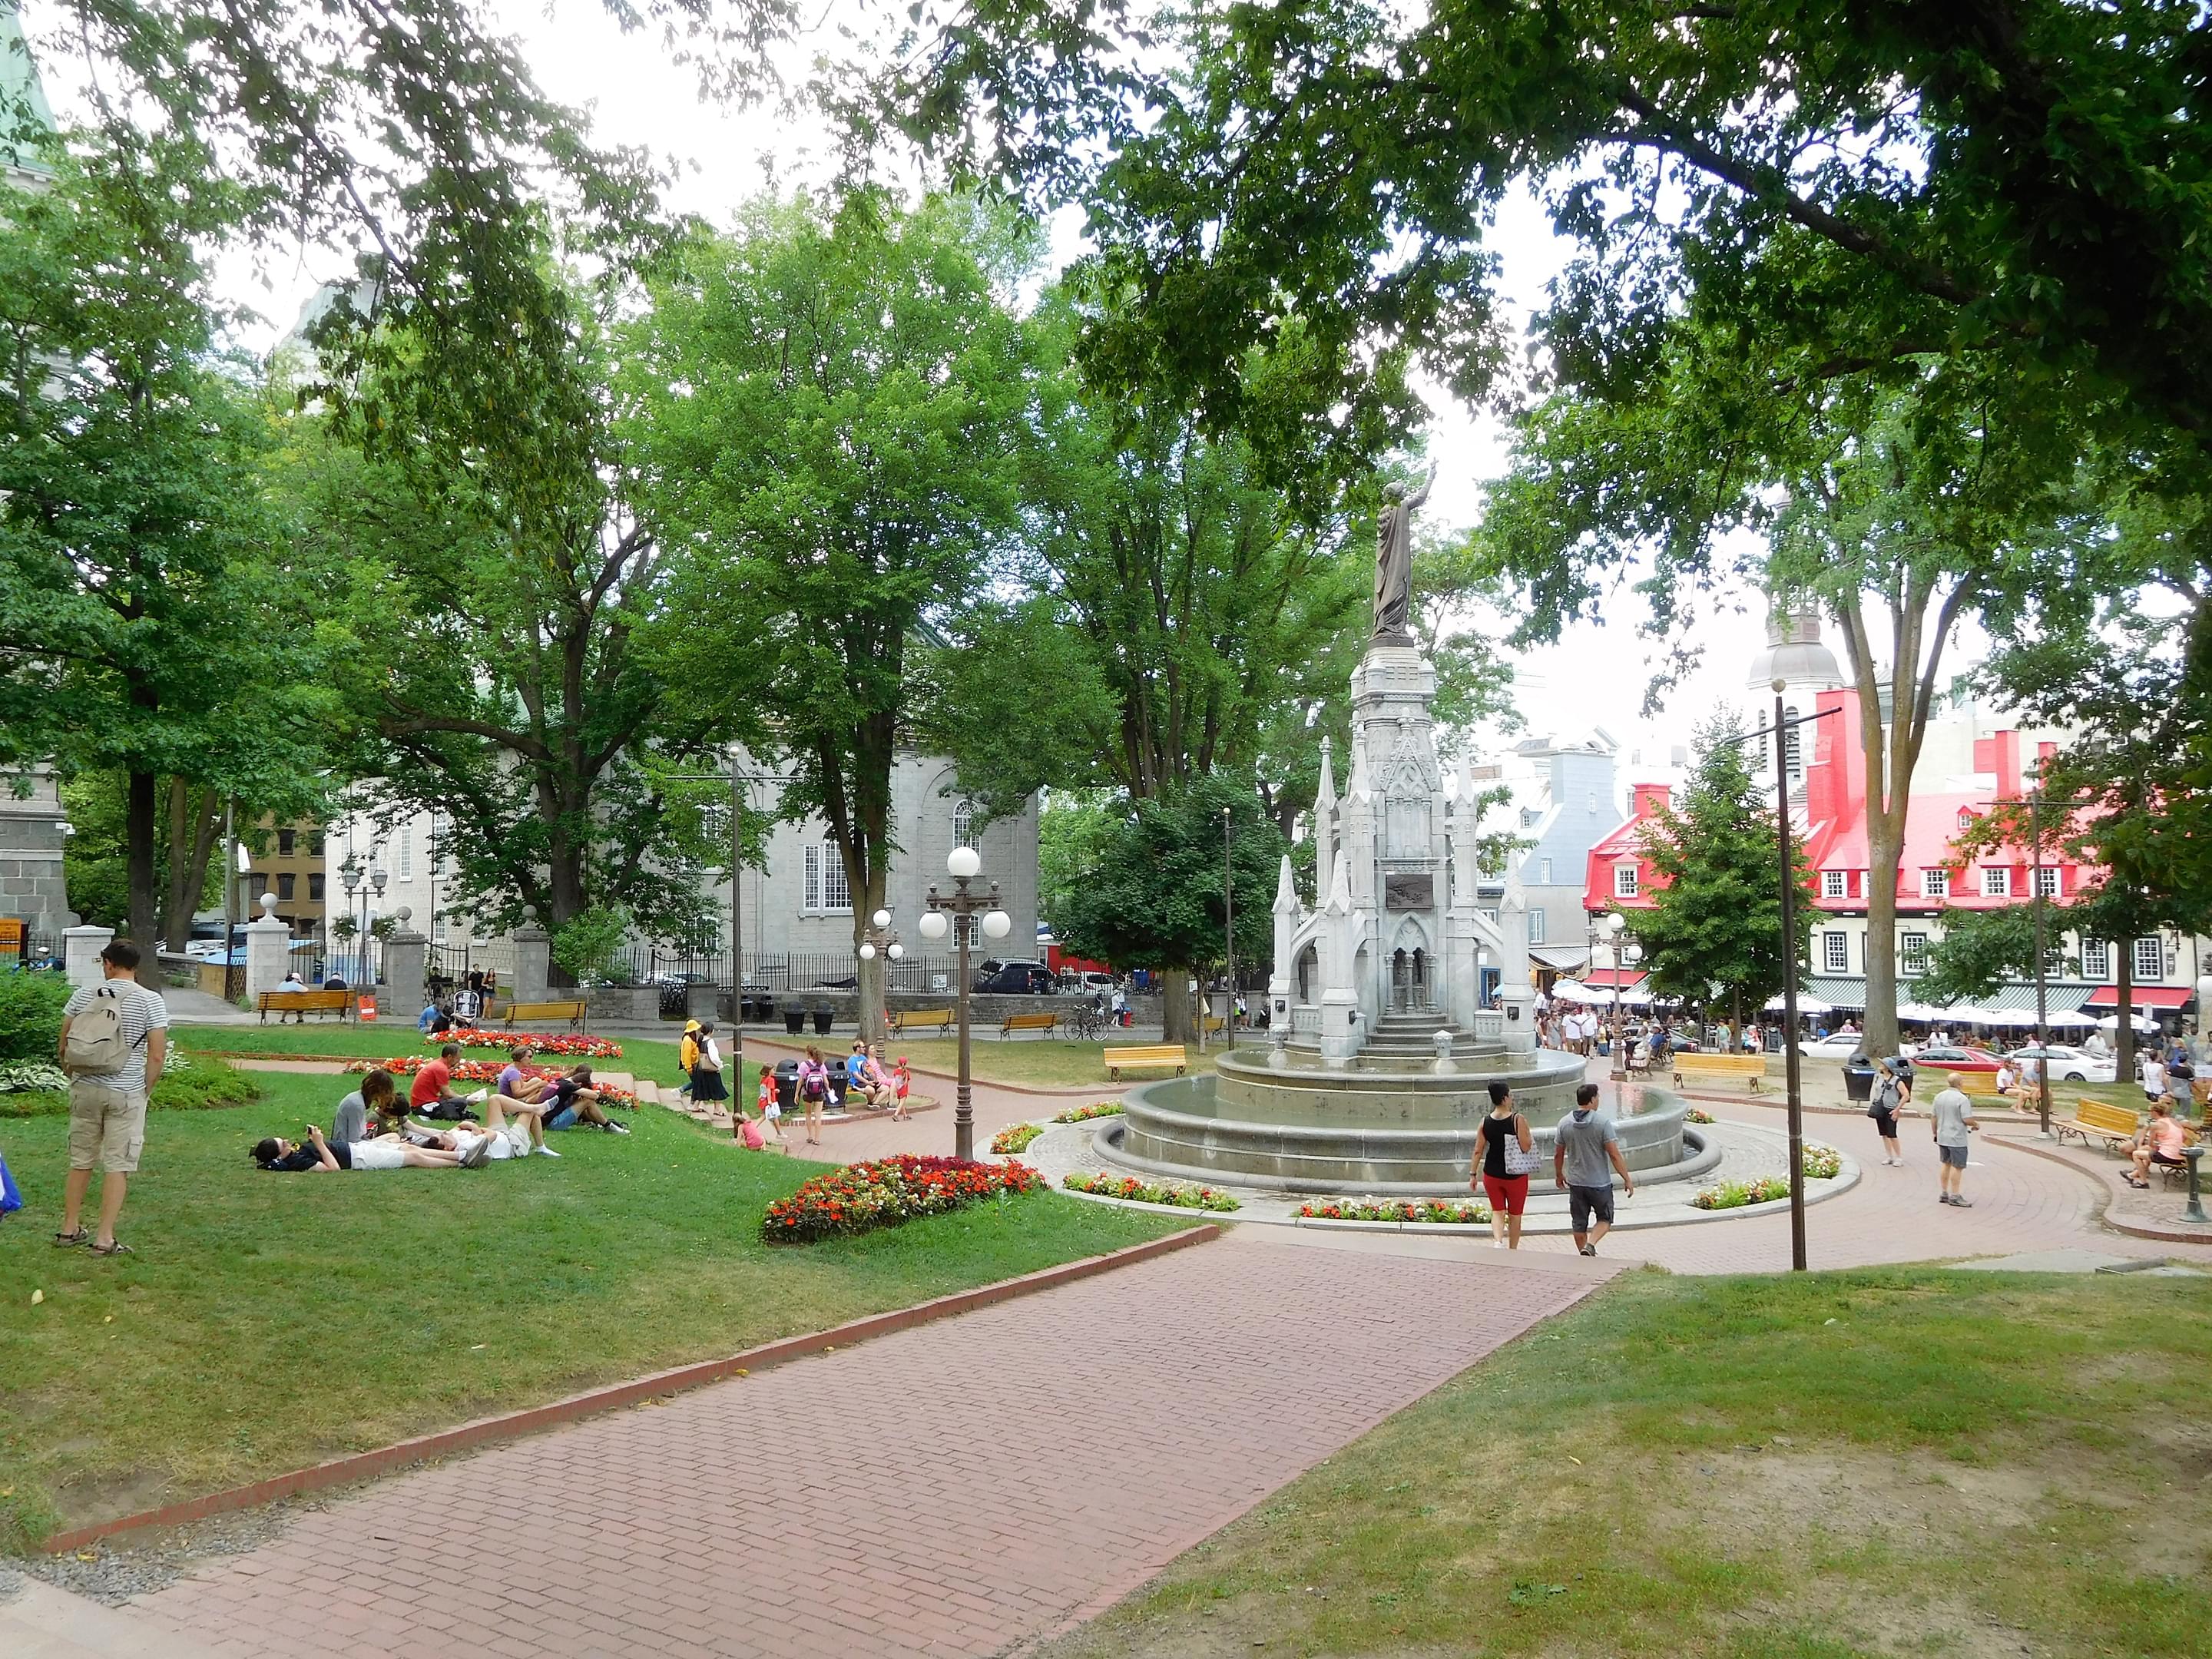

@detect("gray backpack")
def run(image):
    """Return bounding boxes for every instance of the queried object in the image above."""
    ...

[64,984,140,1075]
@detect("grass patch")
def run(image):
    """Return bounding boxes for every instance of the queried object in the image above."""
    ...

[1,1054,263,1119]
[1040,1267,2212,1659]
[0,1070,1182,1552]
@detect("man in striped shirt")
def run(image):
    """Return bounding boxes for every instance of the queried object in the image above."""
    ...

[56,939,169,1256]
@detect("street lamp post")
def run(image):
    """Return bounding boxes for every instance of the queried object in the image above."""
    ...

[1223,806,1235,1041]
[916,848,1012,1161]
[1605,913,1628,1082]
[664,757,767,1139]
[339,856,360,985]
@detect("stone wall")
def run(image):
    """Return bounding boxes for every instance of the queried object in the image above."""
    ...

[0,766,71,933]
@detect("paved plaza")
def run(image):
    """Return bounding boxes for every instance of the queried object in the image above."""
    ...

[10,1038,2209,1659]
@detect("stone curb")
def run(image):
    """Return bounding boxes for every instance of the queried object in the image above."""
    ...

[1985,1132,2212,1246]
[38,1224,1220,1556]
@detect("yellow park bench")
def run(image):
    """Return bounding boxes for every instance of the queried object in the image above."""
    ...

[889,1008,955,1035]
[1201,1012,1226,1036]
[999,1011,1059,1038]
[1673,1052,1767,1092]
[1105,1044,1187,1081]
[2055,1096,2141,1155]
[502,998,587,1031]
[258,989,353,1022]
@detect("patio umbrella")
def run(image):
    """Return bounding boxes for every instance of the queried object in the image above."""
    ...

[1548,979,1598,1002]
[1895,1002,1951,1023]
[2098,1012,2161,1034]
[1764,994,1833,1015]
[2041,1008,2101,1030]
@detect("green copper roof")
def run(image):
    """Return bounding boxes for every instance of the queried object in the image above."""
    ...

[2,0,58,177]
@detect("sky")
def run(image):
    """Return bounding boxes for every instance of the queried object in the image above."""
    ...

[23,0,1844,770]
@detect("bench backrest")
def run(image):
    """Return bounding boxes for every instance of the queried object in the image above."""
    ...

[2075,1098,2141,1136]
[896,1008,954,1025]
[262,990,345,1008]
[1005,1012,1056,1028]
[1108,1045,1184,1063]
[510,1000,584,1017]
[1677,1052,1763,1071]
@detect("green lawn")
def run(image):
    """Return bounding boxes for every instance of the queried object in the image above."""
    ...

[0,1068,1181,1552]
[1041,1267,2212,1659]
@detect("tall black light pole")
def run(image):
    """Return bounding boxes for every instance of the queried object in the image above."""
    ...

[919,848,1012,1161]
[1223,806,1234,1039]
[2031,788,2053,1136]
[665,757,769,1137]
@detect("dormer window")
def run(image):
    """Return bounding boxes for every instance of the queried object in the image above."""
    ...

[1922,868,1949,899]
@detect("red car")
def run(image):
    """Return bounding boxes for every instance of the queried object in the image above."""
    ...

[1907,1045,2005,1075]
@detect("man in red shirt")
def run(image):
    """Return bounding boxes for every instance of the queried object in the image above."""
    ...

[409,1043,472,1119]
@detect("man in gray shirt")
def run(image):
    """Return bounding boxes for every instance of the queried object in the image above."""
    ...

[1553,1082,1635,1256]
[56,939,169,1256]
[1929,1071,1980,1208]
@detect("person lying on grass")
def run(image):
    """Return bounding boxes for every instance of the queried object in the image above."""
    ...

[407,1096,563,1161]
[253,1124,462,1172]
[541,1064,629,1134]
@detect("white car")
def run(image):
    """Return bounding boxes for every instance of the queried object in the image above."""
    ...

[1799,1032,1869,1059]
[2005,1045,2118,1084]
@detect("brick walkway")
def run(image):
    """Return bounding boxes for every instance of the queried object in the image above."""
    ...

[121,1234,1613,1659]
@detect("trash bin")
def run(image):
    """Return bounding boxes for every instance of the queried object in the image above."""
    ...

[825,1059,848,1110]
[773,1059,799,1111]
[657,981,687,1019]
[811,1007,833,1035]
[1841,1058,1876,1102]
[783,1008,806,1035]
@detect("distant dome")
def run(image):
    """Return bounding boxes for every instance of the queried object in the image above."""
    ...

[1747,608,1845,692]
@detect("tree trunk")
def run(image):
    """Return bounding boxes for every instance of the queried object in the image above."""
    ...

[1160,965,1196,1044]
[1863,816,1905,1059]
[2114,943,2135,1084]
[161,782,223,949]
[854,866,890,1045]
[124,769,160,966]
[1729,987,1742,1055]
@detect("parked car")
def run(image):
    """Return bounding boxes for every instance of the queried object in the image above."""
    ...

[973,961,1057,995]
[1061,970,1115,995]
[2005,1044,2118,1084]
[1800,1032,1869,1059]
[1906,1044,2005,1075]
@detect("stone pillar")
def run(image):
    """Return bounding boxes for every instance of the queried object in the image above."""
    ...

[63,923,114,989]
[510,924,551,1005]
[384,915,428,1019]
[1495,975,1539,1059]
[243,894,290,1001]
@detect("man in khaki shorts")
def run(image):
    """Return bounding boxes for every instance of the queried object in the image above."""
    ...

[56,939,169,1257]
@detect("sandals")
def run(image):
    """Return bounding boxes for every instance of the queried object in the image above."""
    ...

[88,1240,134,1257]
[52,1228,88,1247]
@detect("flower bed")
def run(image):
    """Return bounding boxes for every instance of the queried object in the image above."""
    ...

[1296,1197,1491,1224]
[1060,1171,1239,1211]
[1691,1144,1842,1210]
[1684,1107,1715,1124]
[991,1122,1045,1155]
[443,1028,623,1058]
[764,1154,1042,1243]
[1054,1100,1124,1124]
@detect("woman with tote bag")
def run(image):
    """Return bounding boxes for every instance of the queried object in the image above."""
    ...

[1473,1080,1537,1250]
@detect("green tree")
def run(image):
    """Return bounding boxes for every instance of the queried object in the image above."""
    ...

[1915,906,2047,1015]
[1045,777,1286,1045]
[625,193,1034,1041]
[0,138,329,952]
[1627,716,1813,1048]
[551,906,632,986]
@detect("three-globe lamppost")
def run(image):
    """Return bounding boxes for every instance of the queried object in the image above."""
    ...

[915,846,1012,1161]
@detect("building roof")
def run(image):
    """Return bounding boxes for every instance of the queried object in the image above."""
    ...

[2,2,58,178]
[1747,609,1844,694]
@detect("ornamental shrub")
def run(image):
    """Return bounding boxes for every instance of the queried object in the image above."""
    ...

[0,969,71,1061]
[764,1154,1042,1243]
[991,1122,1045,1154]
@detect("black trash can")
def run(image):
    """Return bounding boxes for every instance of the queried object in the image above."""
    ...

[783,1007,806,1035]
[811,1007,833,1035]
[657,981,687,1019]
[824,1058,848,1111]
[1841,1058,1876,1102]
[773,1059,799,1111]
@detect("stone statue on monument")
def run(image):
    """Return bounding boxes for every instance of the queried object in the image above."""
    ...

[1371,465,1436,641]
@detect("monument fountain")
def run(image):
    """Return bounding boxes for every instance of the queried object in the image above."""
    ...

[1094,471,1720,1197]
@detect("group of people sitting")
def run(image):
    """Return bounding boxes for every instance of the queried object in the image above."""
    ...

[677,1023,912,1151]
[250,1041,630,1174]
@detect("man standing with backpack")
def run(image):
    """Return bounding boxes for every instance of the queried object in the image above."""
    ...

[55,939,169,1257]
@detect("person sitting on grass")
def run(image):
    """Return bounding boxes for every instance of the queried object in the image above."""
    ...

[409,1044,484,1121]
[543,1064,629,1134]
[253,1123,462,1172]
[2127,1098,2191,1189]
[498,1044,551,1107]
[331,1068,399,1147]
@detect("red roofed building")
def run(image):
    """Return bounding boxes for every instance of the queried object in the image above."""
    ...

[1582,627,2198,1024]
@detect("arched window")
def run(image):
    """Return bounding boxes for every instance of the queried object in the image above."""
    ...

[952,799,979,851]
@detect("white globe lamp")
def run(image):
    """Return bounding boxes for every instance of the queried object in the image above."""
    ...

[981,909,1012,942]
[872,909,892,929]
[918,910,949,942]
[946,846,982,880]
[859,942,876,961]
[887,942,905,960]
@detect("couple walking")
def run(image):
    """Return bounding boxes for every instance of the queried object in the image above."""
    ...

[1473,1080,1634,1255]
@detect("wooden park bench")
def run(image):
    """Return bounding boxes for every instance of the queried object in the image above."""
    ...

[888,1008,954,1036]
[1673,1052,1768,1093]
[258,989,353,1022]
[1105,1044,1187,1081]
[502,998,587,1031]
[1201,1012,1225,1036]
[999,1011,1059,1038]
[2055,1096,2142,1156]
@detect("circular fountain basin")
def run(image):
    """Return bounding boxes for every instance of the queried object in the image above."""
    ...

[1104,1046,1718,1196]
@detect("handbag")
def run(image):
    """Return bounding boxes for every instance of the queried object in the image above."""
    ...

[1501,1115,1540,1177]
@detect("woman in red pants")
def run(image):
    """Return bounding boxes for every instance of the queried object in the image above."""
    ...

[1474,1079,1535,1250]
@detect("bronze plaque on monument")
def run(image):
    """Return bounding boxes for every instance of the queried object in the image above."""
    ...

[1383,873,1434,912]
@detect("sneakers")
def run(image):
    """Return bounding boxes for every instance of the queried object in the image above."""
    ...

[535,1144,561,1157]
[604,1122,631,1135]
[1939,1192,1972,1207]
[458,1135,492,1168]
[1578,1243,1597,1257]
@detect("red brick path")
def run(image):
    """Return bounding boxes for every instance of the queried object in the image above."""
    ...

[126,1234,1614,1658]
